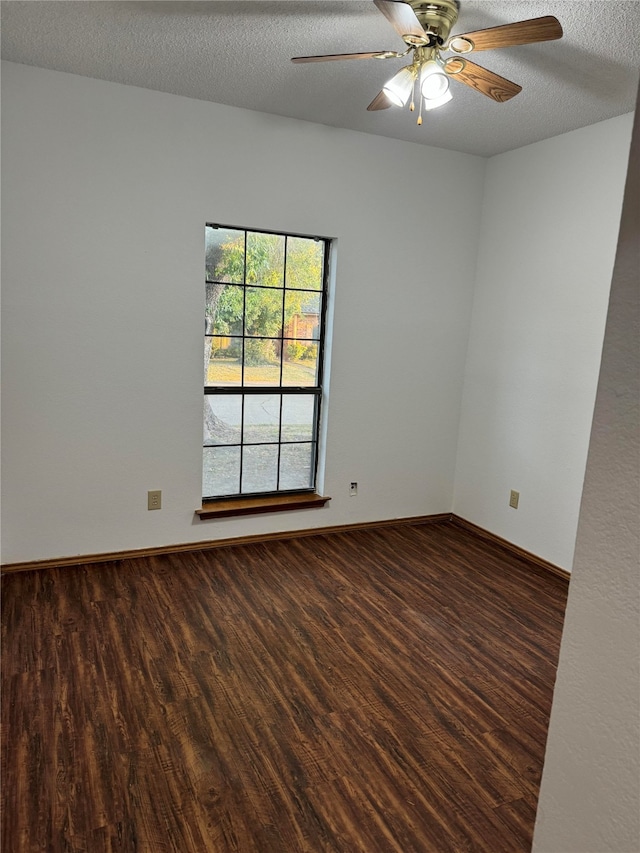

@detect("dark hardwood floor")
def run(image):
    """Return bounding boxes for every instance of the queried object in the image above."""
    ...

[1,520,568,852]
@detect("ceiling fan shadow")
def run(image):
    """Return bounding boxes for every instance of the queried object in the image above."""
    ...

[505,39,637,98]
[448,8,507,36]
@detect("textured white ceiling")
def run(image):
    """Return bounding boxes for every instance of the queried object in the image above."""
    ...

[2,1,639,156]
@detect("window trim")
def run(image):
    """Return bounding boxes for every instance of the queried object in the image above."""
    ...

[203,223,331,502]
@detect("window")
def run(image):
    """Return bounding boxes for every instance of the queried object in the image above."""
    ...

[203,225,329,501]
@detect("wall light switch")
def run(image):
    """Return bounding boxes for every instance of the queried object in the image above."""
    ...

[509,489,520,509]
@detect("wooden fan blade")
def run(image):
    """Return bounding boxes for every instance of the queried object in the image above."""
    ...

[292,50,400,63]
[451,16,562,53]
[367,90,394,111]
[373,0,427,44]
[445,57,522,102]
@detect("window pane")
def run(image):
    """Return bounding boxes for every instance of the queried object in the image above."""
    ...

[205,338,242,387]
[246,232,285,288]
[243,395,280,444]
[279,443,314,490]
[243,351,282,387]
[284,292,321,340]
[286,236,323,291]
[205,227,245,284]
[282,341,319,386]
[281,395,315,442]
[245,287,283,338]
[203,446,240,497]
[242,445,278,493]
[210,284,244,336]
[204,395,242,446]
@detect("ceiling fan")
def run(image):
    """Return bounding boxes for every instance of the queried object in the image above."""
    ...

[292,1,562,124]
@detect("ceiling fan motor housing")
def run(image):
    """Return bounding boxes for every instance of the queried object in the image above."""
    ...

[407,0,460,43]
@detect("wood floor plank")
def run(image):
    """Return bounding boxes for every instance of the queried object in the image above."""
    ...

[1,520,567,852]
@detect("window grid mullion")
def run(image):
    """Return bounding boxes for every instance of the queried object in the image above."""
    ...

[239,394,246,494]
[276,394,283,491]
[241,230,247,388]
[205,386,321,395]
[279,235,287,388]
[238,230,249,492]
[276,237,286,491]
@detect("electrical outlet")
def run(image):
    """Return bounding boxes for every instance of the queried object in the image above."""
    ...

[349,482,358,496]
[509,489,519,509]
[148,490,162,510]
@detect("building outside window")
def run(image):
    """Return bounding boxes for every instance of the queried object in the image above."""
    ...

[203,225,330,500]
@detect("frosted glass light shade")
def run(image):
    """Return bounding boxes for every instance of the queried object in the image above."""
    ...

[383,66,416,107]
[422,90,453,111]
[420,60,450,100]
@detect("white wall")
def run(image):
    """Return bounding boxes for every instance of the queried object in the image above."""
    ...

[0,61,485,564]
[453,113,634,570]
[533,90,639,853]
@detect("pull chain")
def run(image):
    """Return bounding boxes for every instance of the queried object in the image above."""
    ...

[417,95,424,126]
[409,74,417,112]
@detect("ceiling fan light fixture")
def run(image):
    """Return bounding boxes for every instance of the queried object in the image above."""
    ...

[382,65,416,107]
[420,58,450,100]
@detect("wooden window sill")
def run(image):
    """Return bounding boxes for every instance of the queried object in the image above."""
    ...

[196,493,331,520]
